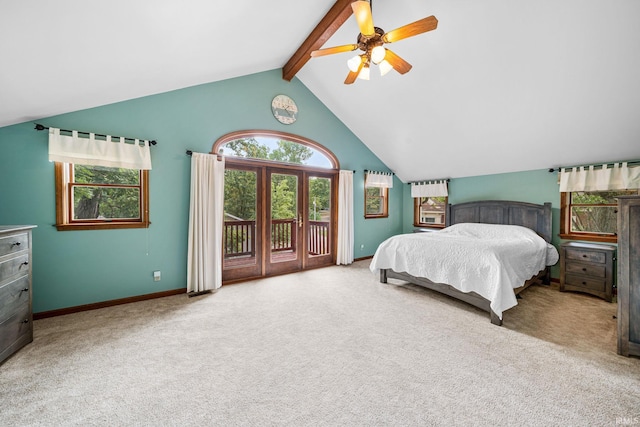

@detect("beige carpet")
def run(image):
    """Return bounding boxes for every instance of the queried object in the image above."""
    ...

[1,260,639,426]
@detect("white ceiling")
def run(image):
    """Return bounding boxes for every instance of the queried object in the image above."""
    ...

[2,0,640,181]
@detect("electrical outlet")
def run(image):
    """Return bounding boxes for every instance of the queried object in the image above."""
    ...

[360,244,365,250]
[153,271,161,281]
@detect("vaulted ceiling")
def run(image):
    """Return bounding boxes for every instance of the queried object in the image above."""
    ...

[2,1,639,181]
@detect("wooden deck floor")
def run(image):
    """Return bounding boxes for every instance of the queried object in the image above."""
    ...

[224,250,297,268]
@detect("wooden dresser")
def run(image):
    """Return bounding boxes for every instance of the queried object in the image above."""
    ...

[559,241,616,302]
[617,196,640,357]
[0,226,35,365]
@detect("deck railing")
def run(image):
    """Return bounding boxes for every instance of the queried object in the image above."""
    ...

[224,220,256,258]
[271,219,296,252]
[223,219,330,258]
[308,221,329,255]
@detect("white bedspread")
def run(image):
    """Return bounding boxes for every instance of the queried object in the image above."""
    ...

[369,223,559,319]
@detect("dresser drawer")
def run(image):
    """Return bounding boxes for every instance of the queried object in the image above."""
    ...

[0,232,29,258]
[0,253,30,281]
[565,273,606,292]
[565,262,606,278]
[565,248,606,264]
[0,226,35,366]
[0,303,31,353]
[0,275,30,319]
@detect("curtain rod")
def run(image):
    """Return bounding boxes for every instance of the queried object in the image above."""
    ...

[364,169,394,175]
[35,124,157,146]
[407,179,450,185]
[186,150,224,161]
[549,160,640,173]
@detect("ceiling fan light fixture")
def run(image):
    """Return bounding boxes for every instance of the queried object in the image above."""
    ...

[358,63,371,80]
[379,60,393,76]
[347,55,362,72]
[370,45,386,64]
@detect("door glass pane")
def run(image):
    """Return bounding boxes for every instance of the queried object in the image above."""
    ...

[308,176,331,257]
[271,173,298,262]
[224,169,257,267]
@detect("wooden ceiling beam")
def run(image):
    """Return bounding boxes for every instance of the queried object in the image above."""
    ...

[282,0,354,82]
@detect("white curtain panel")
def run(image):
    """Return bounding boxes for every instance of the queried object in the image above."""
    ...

[187,153,225,293]
[48,127,152,170]
[337,170,354,265]
[365,171,393,188]
[411,180,448,198]
[559,162,640,192]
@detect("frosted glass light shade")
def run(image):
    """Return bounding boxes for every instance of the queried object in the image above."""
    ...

[371,46,386,64]
[379,60,393,76]
[358,65,370,80]
[347,55,362,72]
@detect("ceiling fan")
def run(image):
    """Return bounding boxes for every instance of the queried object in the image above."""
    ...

[310,1,438,84]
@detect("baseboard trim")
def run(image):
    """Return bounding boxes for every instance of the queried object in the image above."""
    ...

[354,255,373,262]
[32,272,560,320]
[33,288,187,320]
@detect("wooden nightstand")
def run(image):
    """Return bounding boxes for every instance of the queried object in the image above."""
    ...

[560,242,616,302]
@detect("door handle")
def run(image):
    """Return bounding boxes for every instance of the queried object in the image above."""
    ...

[298,213,303,228]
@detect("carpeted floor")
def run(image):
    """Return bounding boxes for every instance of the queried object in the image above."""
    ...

[1,260,638,426]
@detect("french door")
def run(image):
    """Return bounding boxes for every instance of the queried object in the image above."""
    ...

[222,160,337,282]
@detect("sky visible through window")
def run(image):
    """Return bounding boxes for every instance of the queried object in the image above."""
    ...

[220,137,332,168]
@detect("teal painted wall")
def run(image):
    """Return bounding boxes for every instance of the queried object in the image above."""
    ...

[0,69,402,313]
[402,168,562,276]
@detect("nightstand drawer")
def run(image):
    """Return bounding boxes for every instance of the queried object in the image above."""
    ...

[565,262,606,277]
[559,241,616,302]
[565,249,606,264]
[565,274,606,292]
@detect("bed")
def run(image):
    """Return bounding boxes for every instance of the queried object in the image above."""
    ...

[370,200,559,325]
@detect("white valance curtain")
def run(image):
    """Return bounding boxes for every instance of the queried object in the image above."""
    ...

[559,162,640,192]
[48,127,152,170]
[187,153,225,293]
[411,180,448,198]
[365,170,393,188]
[337,170,354,265]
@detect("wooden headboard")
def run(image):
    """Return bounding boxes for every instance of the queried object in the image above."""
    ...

[446,200,553,243]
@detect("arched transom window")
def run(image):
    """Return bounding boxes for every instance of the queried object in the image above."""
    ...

[212,130,339,170]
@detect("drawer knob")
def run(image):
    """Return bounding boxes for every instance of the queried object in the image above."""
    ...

[582,268,587,272]
[21,287,29,293]
[582,282,587,285]
[21,319,29,324]
[11,242,21,247]
[582,254,587,258]
[21,261,29,266]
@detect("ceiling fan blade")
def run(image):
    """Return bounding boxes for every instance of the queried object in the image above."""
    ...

[384,49,412,74]
[382,16,438,44]
[351,1,375,37]
[344,70,359,85]
[311,44,359,58]
[344,59,365,84]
